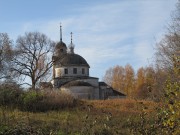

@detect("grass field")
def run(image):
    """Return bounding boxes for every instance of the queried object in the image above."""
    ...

[0,99,159,135]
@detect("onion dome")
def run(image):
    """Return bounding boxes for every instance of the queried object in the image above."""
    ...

[54,24,67,56]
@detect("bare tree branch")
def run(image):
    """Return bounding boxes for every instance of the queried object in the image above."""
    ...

[13,32,55,89]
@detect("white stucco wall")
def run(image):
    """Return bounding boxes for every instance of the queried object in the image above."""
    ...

[74,78,99,99]
[61,86,95,99]
[73,77,99,99]
[55,68,62,77]
[55,66,89,77]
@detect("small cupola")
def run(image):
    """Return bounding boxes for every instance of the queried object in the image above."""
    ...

[68,32,75,54]
[54,24,67,56]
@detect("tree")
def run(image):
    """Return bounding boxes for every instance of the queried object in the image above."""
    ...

[0,33,14,80]
[112,65,125,92]
[13,32,54,90]
[155,1,180,74]
[135,66,161,100]
[103,65,135,97]
[124,64,135,97]
[103,65,125,93]
[103,67,113,86]
[136,67,145,89]
[151,2,180,133]
[161,65,180,134]
[154,1,180,101]
[135,67,146,99]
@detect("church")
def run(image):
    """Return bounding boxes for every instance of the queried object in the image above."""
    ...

[50,25,126,100]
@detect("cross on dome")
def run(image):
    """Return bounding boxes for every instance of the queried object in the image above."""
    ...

[60,23,62,42]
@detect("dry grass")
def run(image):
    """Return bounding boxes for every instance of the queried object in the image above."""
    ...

[41,90,76,108]
[84,99,159,114]
[0,98,160,134]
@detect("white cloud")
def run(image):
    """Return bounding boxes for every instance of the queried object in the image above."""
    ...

[77,44,131,66]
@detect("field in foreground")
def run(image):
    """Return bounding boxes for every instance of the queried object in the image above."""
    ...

[0,99,158,135]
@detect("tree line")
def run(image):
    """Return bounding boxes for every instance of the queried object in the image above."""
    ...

[103,64,168,100]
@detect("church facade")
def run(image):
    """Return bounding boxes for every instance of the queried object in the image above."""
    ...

[50,26,126,100]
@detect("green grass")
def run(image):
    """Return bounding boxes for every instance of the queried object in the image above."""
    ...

[0,99,158,135]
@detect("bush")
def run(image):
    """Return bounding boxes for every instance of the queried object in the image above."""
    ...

[19,91,44,112]
[0,83,77,112]
[42,90,77,109]
[18,90,77,112]
[0,84,22,107]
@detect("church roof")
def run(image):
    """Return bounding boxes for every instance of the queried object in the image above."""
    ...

[55,41,67,49]
[63,81,92,87]
[58,53,90,67]
[99,82,126,96]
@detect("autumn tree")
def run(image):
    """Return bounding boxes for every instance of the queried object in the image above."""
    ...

[0,33,14,80]
[103,65,125,93]
[136,67,145,89]
[103,64,135,97]
[135,67,146,99]
[124,64,135,97]
[13,32,54,90]
[154,1,180,101]
[135,66,162,100]
[151,2,180,133]
[155,1,180,74]
[112,65,125,92]
[103,64,168,100]
[103,67,113,86]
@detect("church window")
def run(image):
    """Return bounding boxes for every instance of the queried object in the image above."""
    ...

[73,68,77,74]
[64,68,68,74]
[87,68,89,75]
[82,68,85,74]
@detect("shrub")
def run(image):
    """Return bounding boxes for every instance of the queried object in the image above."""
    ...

[0,83,78,112]
[42,90,77,109]
[19,91,44,112]
[0,83,22,107]
[18,90,77,112]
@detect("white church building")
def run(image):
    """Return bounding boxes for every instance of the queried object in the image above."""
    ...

[49,25,126,100]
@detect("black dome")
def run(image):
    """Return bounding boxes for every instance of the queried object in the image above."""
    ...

[55,41,67,49]
[60,53,90,67]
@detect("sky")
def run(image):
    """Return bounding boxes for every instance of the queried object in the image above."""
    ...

[0,0,178,81]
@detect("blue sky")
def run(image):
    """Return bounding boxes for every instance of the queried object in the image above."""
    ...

[0,0,178,80]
